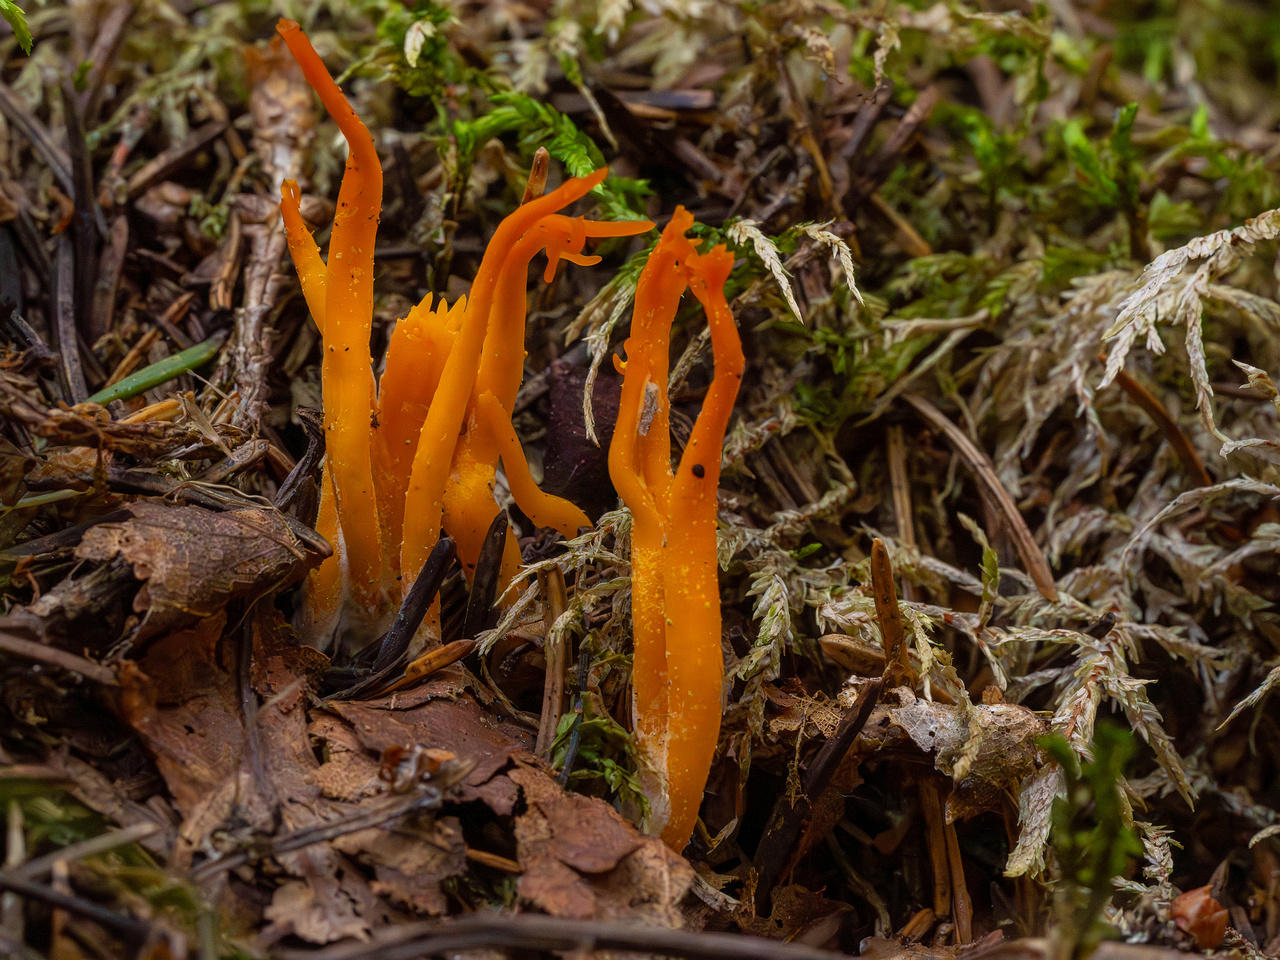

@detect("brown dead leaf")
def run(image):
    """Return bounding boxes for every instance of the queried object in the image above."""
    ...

[325,674,532,814]
[334,815,467,915]
[0,435,33,504]
[310,713,382,802]
[75,501,320,642]
[116,611,242,814]
[509,761,694,923]
[252,603,329,694]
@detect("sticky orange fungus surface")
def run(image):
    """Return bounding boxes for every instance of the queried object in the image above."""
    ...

[275,20,651,645]
[607,208,744,851]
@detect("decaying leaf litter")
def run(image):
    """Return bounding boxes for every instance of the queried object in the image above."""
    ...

[1,0,1280,956]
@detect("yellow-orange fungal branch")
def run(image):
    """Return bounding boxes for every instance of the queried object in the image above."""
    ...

[476,390,590,538]
[606,211,697,802]
[374,295,463,566]
[440,213,652,582]
[299,468,345,645]
[280,179,327,332]
[278,19,386,620]
[401,177,648,590]
[660,244,742,851]
[607,208,743,852]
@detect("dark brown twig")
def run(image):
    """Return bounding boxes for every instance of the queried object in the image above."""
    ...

[0,81,74,197]
[885,425,921,602]
[918,779,952,918]
[536,564,570,758]
[273,406,324,515]
[125,121,227,200]
[77,3,136,121]
[0,624,118,685]
[1111,368,1212,487]
[189,783,452,884]
[0,872,148,944]
[462,512,508,641]
[326,538,459,701]
[61,84,104,370]
[52,238,90,403]
[275,912,852,960]
[903,394,1059,602]
[752,676,884,916]
[91,216,129,341]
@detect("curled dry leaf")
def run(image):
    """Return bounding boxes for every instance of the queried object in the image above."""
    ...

[858,690,1048,816]
[508,760,695,923]
[69,501,324,642]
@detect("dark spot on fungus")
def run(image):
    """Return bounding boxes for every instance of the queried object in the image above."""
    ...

[691,463,705,478]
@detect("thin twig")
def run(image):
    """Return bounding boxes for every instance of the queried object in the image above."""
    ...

[557,646,591,787]
[7,824,160,881]
[903,394,1059,602]
[462,513,507,641]
[78,3,135,121]
[373,539,458,673]
[91,216,129,342]
[536,565,569,758]
[0,625,117,685]
[1112,368,1213,487]
[870,538,915,688]
[918,778,952,919]
[53,238,90,403]
[190,782,452,884]
[0,81,74,197]
[885,424,921,602]
[2,800,23,943]
[0,872,149,943]
[125,121,227,200]
[752,677,884,915]
[944,812,973,943]
[328,539,459,701]
[276,912,853,960]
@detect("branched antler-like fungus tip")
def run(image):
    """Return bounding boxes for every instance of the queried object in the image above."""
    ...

[608,205,742,852]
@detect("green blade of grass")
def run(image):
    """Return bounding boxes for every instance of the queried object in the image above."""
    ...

[87,331,227,406]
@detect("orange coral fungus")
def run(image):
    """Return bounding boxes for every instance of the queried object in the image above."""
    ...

[607,207,743,851]
[401,189,651,588]
[278,19,385,624]
[274,18,650,647]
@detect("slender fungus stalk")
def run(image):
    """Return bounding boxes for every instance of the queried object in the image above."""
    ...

[608,207,743,850]
[401,170,606,587]
[374,295,464,566]
[279,179,326,331]
[278,19,386,621]
[662,244,742,849]
[608,213,695,829]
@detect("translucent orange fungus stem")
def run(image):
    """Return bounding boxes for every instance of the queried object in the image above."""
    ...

[661,244,742,851]
[607,207,743,852]
[374,295,463,569]
[278,19,386,619]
